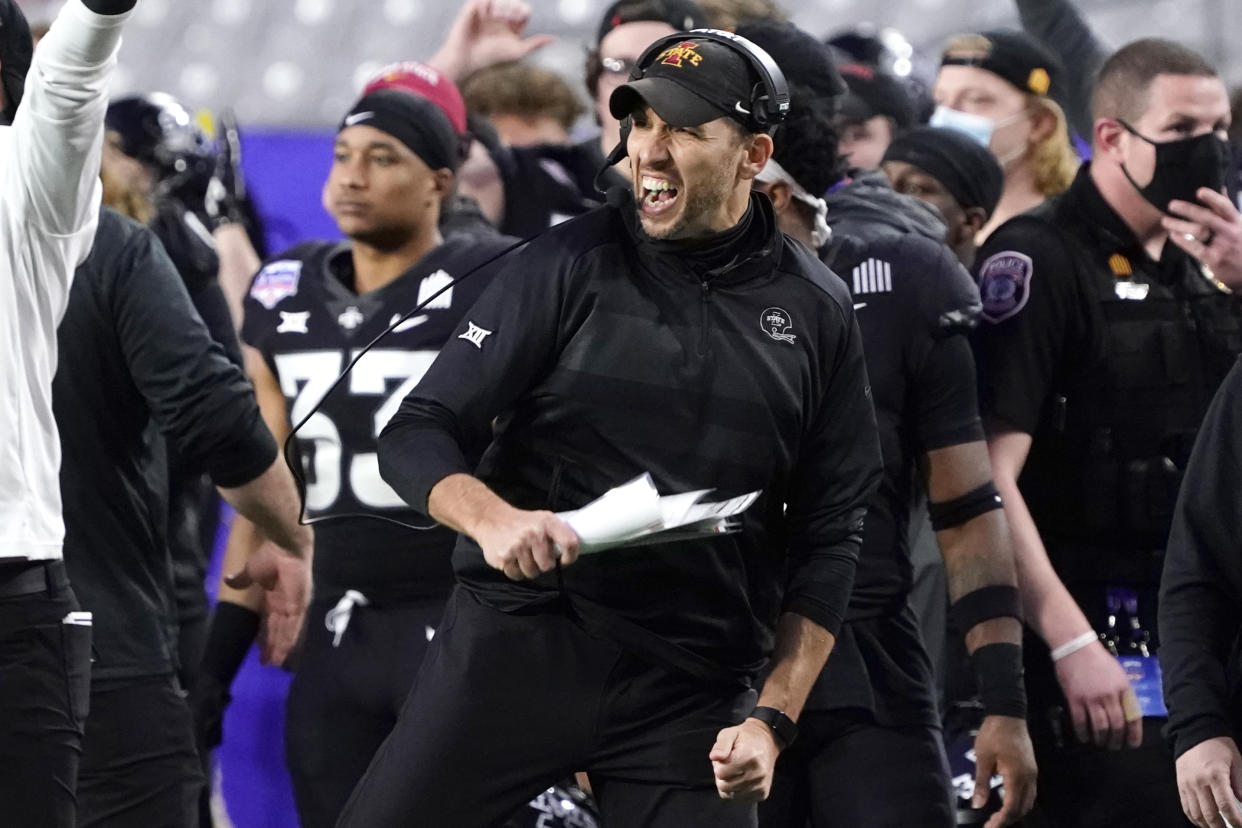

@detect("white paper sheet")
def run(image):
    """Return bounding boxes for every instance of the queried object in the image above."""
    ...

[558,474,760,554]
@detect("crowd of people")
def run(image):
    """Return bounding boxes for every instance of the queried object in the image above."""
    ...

[3,0,1242,827]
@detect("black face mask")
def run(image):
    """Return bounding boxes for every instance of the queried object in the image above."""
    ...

[1119,121,1231,213]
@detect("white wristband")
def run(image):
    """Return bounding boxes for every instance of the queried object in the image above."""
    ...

[1050,631,1099,662]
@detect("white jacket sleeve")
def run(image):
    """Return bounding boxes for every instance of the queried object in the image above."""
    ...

[4,0,132,288]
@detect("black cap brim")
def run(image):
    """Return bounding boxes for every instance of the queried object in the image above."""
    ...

[609,77,728,128]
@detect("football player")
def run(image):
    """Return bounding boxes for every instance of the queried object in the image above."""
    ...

[207,65,517,828]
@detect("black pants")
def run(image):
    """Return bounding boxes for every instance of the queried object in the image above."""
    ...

[337,586,759,828]
[760,708,955,828]
[1021,713,1191,827]
[285,593,443,828]
[77,673,204,828]
[0,561,91,828]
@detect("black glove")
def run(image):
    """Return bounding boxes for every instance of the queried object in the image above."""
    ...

[204,108,250,231]
[191,601,260,751]
[188,671,232,752]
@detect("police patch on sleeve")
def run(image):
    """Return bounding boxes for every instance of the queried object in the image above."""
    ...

[250,260,303,310]
[977,251,1033,324]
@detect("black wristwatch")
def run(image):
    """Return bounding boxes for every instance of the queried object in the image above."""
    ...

[748,706,798,749]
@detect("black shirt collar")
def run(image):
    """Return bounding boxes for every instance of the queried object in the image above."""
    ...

[613,187,782,285]
[1066,163,1198,283]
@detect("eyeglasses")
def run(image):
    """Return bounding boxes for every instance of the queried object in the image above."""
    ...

[599,56,637,78]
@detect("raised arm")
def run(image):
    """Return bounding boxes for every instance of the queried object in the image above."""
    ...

[10,0,134,272]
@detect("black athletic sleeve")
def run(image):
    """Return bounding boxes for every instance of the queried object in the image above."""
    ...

[378,238,569,513]
[913,334,986,451]
[1159,357,1242,759]
[109,223,276,487]
[781,301,884,636]
[970,219,1084,435]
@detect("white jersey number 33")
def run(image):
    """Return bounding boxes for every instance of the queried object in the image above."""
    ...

[274,349,437,511]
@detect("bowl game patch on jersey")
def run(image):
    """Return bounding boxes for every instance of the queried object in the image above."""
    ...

[250,260,303,310]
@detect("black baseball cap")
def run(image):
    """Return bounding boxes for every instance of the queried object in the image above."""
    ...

[608,33,768,130]
[940,29,1064,99]
[595,0,705,47]
[736,19,847,104]
[837,63,915,129]
[883,125,1004,218]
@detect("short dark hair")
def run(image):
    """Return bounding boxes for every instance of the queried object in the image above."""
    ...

[462,62,585,131]
[1093,38,1218,125]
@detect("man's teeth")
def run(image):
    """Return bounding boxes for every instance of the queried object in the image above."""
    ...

[642,176,673,192]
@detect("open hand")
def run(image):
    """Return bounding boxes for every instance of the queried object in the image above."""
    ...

[972,714,1038,827]
[1163,188,1242,289]
[226,541,312,666]
[1053,639,1143,749]
[429,0,555,82]
[1176,737,1242,828]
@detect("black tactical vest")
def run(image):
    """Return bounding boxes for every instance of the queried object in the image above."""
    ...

[1019,192,1242,568]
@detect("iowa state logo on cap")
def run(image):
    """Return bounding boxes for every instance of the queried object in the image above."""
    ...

[658,41,704,68]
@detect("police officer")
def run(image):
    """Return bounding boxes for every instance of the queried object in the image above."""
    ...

[972,37,1242,827]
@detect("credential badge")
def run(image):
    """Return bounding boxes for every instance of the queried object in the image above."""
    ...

[760,307,796,344]
[459,321,493,349]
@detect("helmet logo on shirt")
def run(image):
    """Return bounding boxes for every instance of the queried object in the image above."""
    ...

[760,307,797,344]
[977,251,1034,324]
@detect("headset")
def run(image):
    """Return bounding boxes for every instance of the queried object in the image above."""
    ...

[598,27,791,185]
[631,27,791,132]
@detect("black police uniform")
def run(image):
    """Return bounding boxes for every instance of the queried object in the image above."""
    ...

[55,207,280,827]
[239,230,515,828]
[971,164,1242,827]
[761,173,981,828]
[337,190,882,828]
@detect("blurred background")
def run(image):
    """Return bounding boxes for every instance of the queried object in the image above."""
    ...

[18,0,1242,129]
